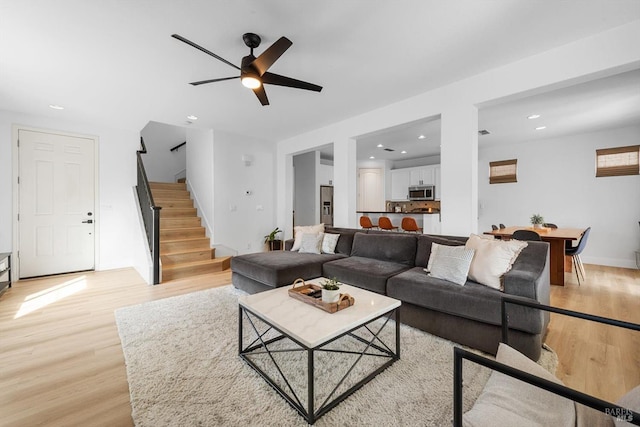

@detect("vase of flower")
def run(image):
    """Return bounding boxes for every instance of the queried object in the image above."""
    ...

[530,214,544,229]
[320,277,341,303]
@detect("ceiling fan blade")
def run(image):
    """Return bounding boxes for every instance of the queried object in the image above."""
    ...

[253,85,269,106]
[172,34,240,71]
[250,37,292,76]
[262,72,322,92]
[189,76,240,86]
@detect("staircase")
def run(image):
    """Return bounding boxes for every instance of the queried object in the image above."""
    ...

[150,182,230,281]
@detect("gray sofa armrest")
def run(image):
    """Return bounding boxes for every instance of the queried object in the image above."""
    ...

[503,241,550,305]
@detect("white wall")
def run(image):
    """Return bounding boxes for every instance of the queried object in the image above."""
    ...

[479,124,640,268]
[212,130,276,254]
[186,127,215,238]
[293,151,319,226]
[140,121,186,183]
[276,20,640,263]
[0,109,146,275]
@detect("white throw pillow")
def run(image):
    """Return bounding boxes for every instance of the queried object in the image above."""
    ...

[298,233,323,254]
[425,243,475,286]
[463,343,575,427]
[290,224,325,251]
[322,233,340,254]
[465,234,528,290]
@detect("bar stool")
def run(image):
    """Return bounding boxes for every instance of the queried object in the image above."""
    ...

[401,217,422,233]
[359,216,377,230]
[378,216,398,231]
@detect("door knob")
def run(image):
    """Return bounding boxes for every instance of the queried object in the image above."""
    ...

[82,219,93,224]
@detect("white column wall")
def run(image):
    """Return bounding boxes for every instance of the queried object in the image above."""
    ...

[440,103,478,236]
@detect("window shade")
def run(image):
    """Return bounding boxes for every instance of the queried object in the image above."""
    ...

[489,159,517,184]
[596,145,639,177]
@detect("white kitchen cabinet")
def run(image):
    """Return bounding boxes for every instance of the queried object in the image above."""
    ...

[409,166,436,186]
[390,169,410,200]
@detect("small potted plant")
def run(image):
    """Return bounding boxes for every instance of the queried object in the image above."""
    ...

[530,214,544,229]
[320,277,341,303]
[264,227,282,251]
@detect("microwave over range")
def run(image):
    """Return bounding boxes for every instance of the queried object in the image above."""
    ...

[408,185,435,201]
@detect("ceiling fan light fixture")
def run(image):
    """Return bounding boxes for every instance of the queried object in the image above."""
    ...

[241,75,262,89]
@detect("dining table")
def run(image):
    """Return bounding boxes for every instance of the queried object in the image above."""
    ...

[483,226,587,286]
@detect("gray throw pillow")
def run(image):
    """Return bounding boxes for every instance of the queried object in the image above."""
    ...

[425,243,475,285]
[298,233,323,254]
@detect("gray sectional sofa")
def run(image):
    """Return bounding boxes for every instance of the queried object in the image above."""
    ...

[231,226,550,360]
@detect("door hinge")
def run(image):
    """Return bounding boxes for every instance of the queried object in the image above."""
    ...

[17,139,19,147]
[17,176,20,184]
[17,213,19,221]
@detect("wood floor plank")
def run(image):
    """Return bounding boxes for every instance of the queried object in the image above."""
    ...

[0,264,638,425]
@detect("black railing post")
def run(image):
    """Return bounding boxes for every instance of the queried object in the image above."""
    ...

[152,206,161,284]
[135,137,162,285]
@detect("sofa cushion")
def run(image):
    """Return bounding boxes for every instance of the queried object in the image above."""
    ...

[290,223,324,251]
[386,267,544,334]
[426,243,475,286]
[321,233,340,254]
[415,234,465,267]
[230,251,344,288]
[322,256,412,294]
[463,343,575,427]
[324,227,361,255]
[465,234,528,291]
[299,232,323,254]
[350,232,417,266]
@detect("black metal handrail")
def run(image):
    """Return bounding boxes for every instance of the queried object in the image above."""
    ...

[135,137,161,285]
[453,296,640,426]
[170,141,186,152]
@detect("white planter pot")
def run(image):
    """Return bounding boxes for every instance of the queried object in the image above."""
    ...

[533,224,542,229]
[322,289,340,303]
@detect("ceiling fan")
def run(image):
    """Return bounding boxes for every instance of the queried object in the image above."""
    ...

[171,33,322,106]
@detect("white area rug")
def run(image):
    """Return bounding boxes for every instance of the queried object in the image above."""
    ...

[115,285,556,426]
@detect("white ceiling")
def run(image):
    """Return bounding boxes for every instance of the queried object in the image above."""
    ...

[354,68,640,161]
[1,1,639,148]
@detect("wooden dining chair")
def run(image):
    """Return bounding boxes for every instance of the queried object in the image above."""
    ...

[401,217,422,233]
[378,216,398,231]
[359,216,377,230]
[491,225,499,230]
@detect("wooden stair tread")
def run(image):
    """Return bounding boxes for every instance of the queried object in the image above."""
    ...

[163,257,230,270]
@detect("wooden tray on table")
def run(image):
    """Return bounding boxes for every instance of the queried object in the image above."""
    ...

[288,278,355,313]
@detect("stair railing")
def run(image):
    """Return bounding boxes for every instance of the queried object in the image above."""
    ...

[135,137,161,285]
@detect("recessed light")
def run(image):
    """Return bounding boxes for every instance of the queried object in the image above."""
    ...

[527,114,541,119]
[401,150,407,154]
[187,115,198,120]
[49,104,64,110]
[418,135,426,139]
[376,144,383,148]
[369,156,375,159]
[535,126,547,130]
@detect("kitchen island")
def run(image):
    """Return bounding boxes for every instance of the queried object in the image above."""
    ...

[357,211,441,234]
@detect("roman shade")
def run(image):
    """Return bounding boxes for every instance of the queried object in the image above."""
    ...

[595,145,640,177]
[489,159,517,184]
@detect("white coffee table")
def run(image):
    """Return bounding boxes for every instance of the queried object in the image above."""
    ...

[238,278,401,424]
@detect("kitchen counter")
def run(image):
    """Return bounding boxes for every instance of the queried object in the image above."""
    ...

[357,211,441,234]
[357,210,440,215]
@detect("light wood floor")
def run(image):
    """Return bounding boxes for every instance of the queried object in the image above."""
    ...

[0,265,638,426]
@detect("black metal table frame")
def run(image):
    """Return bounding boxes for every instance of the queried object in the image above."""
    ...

[238,304,400,424]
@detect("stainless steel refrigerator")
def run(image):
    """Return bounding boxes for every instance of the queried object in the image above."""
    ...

[320,185,333,226]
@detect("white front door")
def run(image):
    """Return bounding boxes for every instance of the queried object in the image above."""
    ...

[18,129,96,278]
